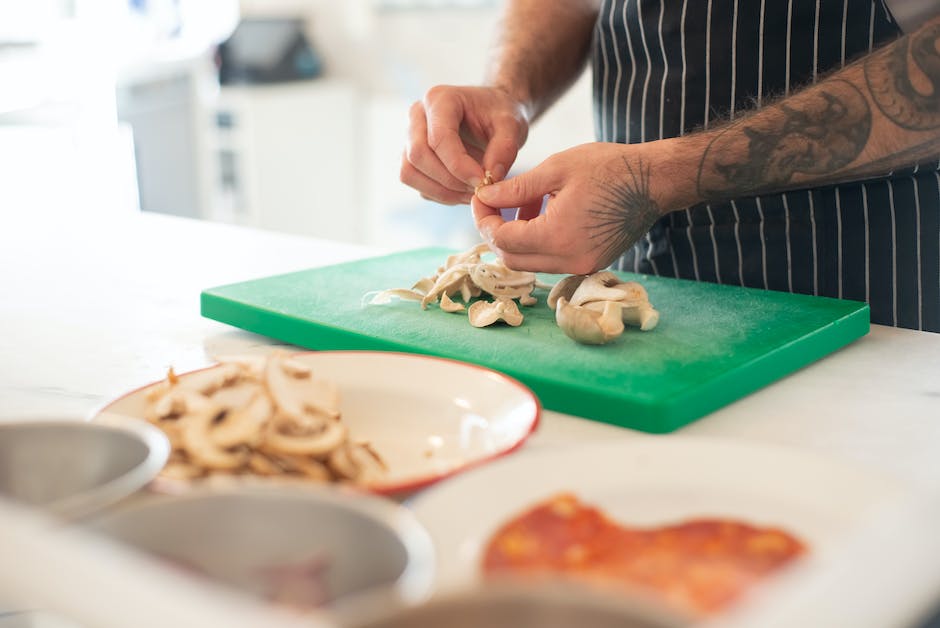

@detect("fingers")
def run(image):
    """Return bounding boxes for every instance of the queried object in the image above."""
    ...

[401,153,473,205]
[516,198,544,221]
[488,215,554,255]
[496,252,571,274]
[405,102,474,197]
[482,115,524,183]
[424,90,486,186]
[493,219,600,275]
[476,164,559,211]
[471,195,505,243]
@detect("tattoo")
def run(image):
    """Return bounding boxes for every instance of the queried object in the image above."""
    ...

[821,137,940,184]
[696,81,872,199]
[865,21,940,131]
[588,158,661,267]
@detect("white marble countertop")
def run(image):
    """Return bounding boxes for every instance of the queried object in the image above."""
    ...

[2,208,940,626]
[4,210,937,487]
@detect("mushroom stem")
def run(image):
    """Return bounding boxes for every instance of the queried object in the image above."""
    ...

[555,297,625,345]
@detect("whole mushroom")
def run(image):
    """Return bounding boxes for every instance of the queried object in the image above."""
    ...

[548,271,660,336]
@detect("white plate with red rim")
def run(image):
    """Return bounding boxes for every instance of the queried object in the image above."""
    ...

[93,350,541,495]
[407,436,905,596]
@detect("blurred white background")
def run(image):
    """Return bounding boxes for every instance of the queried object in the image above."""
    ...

[0,0,593,250]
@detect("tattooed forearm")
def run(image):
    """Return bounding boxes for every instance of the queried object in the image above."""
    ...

[696,81,872,200]
[865,21,940,131]
[588,159,662,267]
[691,17,940,205]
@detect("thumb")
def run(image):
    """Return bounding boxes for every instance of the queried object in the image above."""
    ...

[476,163,556,209]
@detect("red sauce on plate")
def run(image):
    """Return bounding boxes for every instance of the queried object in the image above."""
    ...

[482,493,806,617]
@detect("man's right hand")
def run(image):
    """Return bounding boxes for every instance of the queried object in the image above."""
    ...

[401,85,530,205]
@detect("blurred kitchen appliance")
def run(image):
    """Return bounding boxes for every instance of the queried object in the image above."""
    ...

[216,17,322,85]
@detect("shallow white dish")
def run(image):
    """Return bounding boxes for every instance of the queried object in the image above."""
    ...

[93,351,541,495]
[407,436,903,594]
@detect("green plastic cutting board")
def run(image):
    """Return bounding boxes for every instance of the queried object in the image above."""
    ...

[201,247,869,433]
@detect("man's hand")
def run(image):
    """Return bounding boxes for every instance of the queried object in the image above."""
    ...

[473,141,694,274]
[401,85,530,205]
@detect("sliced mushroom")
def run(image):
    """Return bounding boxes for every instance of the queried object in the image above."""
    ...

[211,389,272,449]
[275,454,331,482]
[412,277,435,294]
[546,275,588,309]
[469,262,537,300]
[555,297,625,345]
[444,241,490,269]
[265,353,340,422]
[420,262,474,309]
[180,362,244,396]
[208,380,259,415]
[176,391,247,470]
[263,414,348,458]
[145,353,385,487]
[281,356,313,378]
[248,452,285,476]
[454,276,481,302]
[329,442,387,483]
[146,388,187,423]
[439,291,466,313]
[217,355,267,380]
[367,288,426,305]
[468,297,525,327]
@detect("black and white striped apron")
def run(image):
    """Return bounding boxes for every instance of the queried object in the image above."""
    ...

[592,0,940,332]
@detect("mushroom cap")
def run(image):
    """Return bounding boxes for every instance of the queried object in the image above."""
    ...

[546,274,588,309]
[569,273,632,307]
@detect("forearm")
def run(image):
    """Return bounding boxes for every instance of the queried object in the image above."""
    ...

[670,15,940,209]
[485,0,600,122]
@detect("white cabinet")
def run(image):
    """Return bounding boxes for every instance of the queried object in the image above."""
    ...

[205,79,362,243]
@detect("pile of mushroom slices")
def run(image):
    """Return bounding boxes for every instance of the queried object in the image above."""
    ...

[547,271,660,345]
[144,352,386,486]
[369,242,550,328]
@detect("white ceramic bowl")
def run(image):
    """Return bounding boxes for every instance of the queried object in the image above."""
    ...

[80,484,435,614]
[0,418,169,519]
[349,582,685,628]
